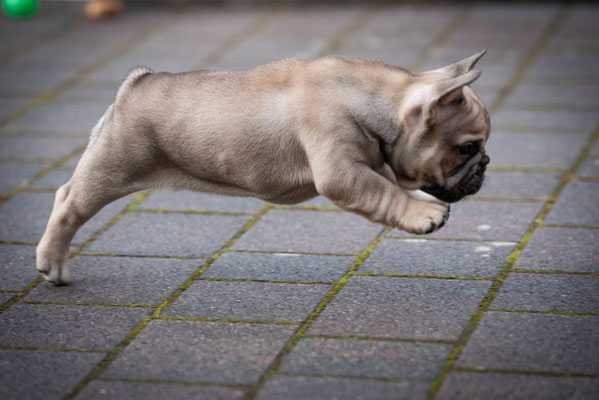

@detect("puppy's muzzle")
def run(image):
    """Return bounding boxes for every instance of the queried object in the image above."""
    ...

[422,154,490,203]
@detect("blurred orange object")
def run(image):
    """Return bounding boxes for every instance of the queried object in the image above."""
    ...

[84,0,124,19]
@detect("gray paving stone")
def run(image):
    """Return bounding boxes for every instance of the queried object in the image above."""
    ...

[212,7,361,69]
[515,227,599,273]
[308,276,491,340]
[437,372,599,400]
[0,192,53,242]
[470,65,517,87]
[256,375,429,400]
[0,292,15,305]
[139,190,265,213]
[295,195,338,209]
[388,201,542,241]
[0,2,75,34]
[578,141,599,177]
[456,312,599,374]
[280,338,451,379]
[75,196,135,244]
[426,48,521,70]
[3,101,109,135]
[491,109,599,133]
[30,169,73,190]
[0,304,151,350]
[103,320,296,384]
[0,192,134,244]
[0,70,74,96]
[576,156,599,177]
[77,381,245,400]
[0,97,31,121]
[486,132,588,169]
[492,273,599,313]
[589,139,599,157]
[58,84,118,103]
[360,239,514,278]
[504,82,599,108]
[471,86,501,108]
[143,10,261,48]
[25,256,200,306]
[85,11,261,82]
[0,244,40,290]
[545,181,599,226]
[7,37,105,68]
[0,137,85,160]
[62,150,83,168]
[477,171,560,200]
[527,55,599,80]
[232,210,383,254]
[162,280,330,322]
[566,4,599,27]
[0,350,104,400]
[87,212,251,257]
[336,49,421,71]
[355,6,457,41]
[468,3,558,25]
[86,47,200,82]
[204,252,355,282]
[0,162,46,194]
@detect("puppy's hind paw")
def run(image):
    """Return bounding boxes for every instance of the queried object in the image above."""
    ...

[36,245,69,285]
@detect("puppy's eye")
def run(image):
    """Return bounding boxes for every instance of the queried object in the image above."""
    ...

[457,143,475,157]
[451,95,466,106]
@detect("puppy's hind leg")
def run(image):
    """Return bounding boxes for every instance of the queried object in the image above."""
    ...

[35,174,133,284]
[36,148,141,284]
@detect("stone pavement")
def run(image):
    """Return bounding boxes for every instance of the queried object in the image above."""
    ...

[1,1,598,399]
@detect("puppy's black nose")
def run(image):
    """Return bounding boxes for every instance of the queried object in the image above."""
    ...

[480,154,490,167]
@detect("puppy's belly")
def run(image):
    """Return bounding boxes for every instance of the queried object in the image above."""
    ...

[264,185,319,205]
[154,165,318,205]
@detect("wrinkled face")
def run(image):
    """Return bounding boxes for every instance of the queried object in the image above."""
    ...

[384,85,491,203]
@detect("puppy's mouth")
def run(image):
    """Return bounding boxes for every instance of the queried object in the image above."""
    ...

[421,154,490,203]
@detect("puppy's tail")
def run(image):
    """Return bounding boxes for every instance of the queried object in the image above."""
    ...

[115,66,153,103]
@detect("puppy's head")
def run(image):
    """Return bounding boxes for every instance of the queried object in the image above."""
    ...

[384,50,491,203]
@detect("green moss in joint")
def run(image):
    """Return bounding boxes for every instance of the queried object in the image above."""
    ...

[302,333,456,345]
[98,377,251,389]
[0,240,39,246]
[198,277,336,285]
[452,366,599,379]
[540,223,599,229]
[486,165,564,174]
[0,346,107,354]
[20,300,157,309]
[0,276,44,316]
[226,249,359,257]
[277,371,417,384]
[134,208,251,216]
[157,316,302,326]
[243,227,390,399]
[487,308,599,317]
[512,269,599,276]
[353,272,494,281]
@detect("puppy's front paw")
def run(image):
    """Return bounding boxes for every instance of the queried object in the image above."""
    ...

[398,198,450,235]
[36,243,68,285]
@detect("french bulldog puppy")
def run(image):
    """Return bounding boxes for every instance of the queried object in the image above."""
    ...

[36,51,490,284]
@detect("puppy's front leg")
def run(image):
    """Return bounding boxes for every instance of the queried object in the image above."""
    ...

[315,160,449,234]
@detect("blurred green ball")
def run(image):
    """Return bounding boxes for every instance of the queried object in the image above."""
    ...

[2,0,39,17]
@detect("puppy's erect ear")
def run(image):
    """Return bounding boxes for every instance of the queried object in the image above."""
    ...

[403,68,481,129]
[431,50,486,77]
[423,68,481,124]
